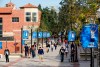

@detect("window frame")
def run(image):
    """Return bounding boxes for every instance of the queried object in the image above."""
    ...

[0,18,2,23]
[25,12,31,22]
[32,12,37,22]
[12,17,19,22]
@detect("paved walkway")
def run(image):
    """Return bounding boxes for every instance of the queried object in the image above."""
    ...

[0,45,98,67]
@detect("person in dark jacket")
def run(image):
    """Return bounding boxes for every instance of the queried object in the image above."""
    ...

[4,48,10,62]
[38,47,44,62]
[24,44,29,57]
[71,47,75,62]
[59,47,65,62]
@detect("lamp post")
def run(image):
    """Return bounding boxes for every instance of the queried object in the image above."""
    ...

[31,28,32,47]
[21,27,23,53]
[97,8,100,67]
[98,18,100,67]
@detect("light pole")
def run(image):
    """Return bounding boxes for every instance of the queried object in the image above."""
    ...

[97,8,100,67]
[31,28,32,47]
[21,27,23,53]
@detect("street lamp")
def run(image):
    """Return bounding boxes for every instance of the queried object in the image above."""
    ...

[96,8,100,67]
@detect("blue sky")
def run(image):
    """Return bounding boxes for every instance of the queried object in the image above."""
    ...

[0,0,61,9]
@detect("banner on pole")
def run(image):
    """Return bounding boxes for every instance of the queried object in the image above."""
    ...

[80,24,98,48]
[22,30,29,39]
[68,31,76,41]
[0,42,2,49]
[32,32,37,38]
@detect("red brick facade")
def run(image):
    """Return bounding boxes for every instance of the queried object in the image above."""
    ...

[0,2,41,54]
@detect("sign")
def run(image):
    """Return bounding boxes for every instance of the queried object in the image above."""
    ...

[80,24,98,48]
[22,40,25,45]
[32,32,37,38]
[47,32,50,37]
[89,24,98,48]
[38,32,43,38]
[43,32,47,38]
[22,30,29,39]
[80,25,91,48]
[68,31,76,41]
[0,42,2,49]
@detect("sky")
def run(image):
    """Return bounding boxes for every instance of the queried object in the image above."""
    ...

[0,0,61,10]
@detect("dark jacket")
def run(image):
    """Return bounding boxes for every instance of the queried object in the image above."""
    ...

[38,49,44,55]
[4,49,10,55]
[59,48,65,55]
[24,45,29,52]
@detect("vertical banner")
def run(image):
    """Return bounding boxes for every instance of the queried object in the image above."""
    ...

[32,32,37,38]
[0,42,2,49]
[22,40,25,45]
[38,32,43,38]
[47,32,50,37]
[80,25,91,48]
[68,31,76,41]
[80,24,98,48]
[43,32,47,38]
[89,24,98,48]
[22,30,29,39]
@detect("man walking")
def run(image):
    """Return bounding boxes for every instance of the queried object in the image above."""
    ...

[4,48,10,62]
[59,47,65,62]
[24,44,29,58]
[38,47,44,62]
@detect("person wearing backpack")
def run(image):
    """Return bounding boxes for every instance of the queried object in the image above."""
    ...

[4,48,10,62]
[59,47,65,62]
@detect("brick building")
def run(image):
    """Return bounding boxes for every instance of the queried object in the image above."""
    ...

[0,2,42,54]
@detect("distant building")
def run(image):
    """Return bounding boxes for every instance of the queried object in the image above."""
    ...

[0,2,42,54]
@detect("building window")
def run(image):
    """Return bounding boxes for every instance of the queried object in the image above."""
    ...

[0,18,2,23]
[12,17,19,22]
[0,30,2,37]
[32,12,37,22]
[26,12,31,22]
[0,25,2,30]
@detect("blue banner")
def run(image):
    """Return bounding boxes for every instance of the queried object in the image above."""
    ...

[0,42,2,49]
[89,24,98,48]
[47,32,50,37]
[22,40,25,45]
[38,32,43,38]
[68,31,76,41]
[80,24,98,48]
[80,25,91,48]
[43,32,47,38]
[23,30,29,39]
[32,32,37,38]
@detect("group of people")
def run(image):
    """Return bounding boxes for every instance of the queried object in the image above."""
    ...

[59,41,77,62]
[59,42,69,62]
[46,42,58,53]
[24,43,44,62]
[24,44,36,58]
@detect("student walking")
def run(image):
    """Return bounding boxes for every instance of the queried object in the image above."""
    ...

[71,48,75,62]
[31,45,36,58]
[65,47,68,57]
[51,44,54,52]
[54,43,57,50]
[24,44,29,58]
[4,48,10,62]
[38,47,44,62]
[59,47,65,62]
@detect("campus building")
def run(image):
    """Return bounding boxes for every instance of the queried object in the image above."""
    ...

[0,2,42,54]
